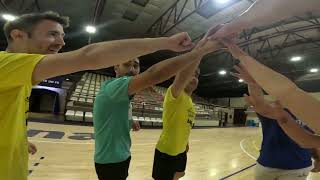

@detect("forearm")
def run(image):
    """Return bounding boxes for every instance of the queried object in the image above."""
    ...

[144,50,203,85]
[247,83,276,119]
[240,55,320,133]
[239,55,297,99]
[283,88,320,133]
[231,0,320,31]
[173,40,220,86]
[174,58,201,87]
[181,58,201,78]
[277,112,320,148]
[247,82,264,97]
[78,37,169,70]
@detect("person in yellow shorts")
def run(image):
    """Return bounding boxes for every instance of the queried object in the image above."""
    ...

[0,11,197,180]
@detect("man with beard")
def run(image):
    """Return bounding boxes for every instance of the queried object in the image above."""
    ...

[0,11,197,180]
[93,37,222,179]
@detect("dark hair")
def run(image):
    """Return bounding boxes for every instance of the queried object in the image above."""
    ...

[3,11,70,42]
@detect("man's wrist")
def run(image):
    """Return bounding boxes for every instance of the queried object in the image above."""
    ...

[148,37,170,52]
[191,48,205,59]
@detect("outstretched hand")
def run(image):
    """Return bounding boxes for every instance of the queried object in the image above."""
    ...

[205,23,240,40]
[132,120,141,131]
[219,38,247,60]
[167,32,194,52]
[195,25,225,54]
[231,63,256,85]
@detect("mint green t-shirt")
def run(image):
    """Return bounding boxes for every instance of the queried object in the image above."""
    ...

[93,76,133,164]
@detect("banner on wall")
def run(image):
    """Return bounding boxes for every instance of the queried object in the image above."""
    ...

[39,77,64,88]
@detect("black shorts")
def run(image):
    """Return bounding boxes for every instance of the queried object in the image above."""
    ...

[95,156,131,180]
[152,149,187,180]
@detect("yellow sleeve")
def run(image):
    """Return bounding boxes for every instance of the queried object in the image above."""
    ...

[165,85,183,103]
[0,52,45,87]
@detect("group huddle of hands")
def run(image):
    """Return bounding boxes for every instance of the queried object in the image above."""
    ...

[27,23,320,173]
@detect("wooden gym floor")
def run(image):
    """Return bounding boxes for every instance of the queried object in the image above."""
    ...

[27,121,320,180]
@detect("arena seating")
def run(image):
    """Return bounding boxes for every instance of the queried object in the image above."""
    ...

[65,73,222,126]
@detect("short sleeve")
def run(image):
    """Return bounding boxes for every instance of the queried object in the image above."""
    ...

[0,52,45,87]
[102,76,133,102]
[164,85,184,103]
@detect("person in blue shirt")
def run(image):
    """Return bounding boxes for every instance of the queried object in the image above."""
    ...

[93,33,223,180]
[232,64,320,180]
[255,112,313,180]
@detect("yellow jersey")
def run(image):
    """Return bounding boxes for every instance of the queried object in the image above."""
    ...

[156,86,195,156]
[0,51,44,180]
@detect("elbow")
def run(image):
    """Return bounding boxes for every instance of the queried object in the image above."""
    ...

[296,136,313,148]
[76,44,101,70]
[80,43,97,57]
[297,136,320,149]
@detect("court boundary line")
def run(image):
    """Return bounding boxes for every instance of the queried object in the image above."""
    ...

[29,140,157,146]
[29,136,260,179]
[28,156,45,176]
[28,139,204,145]
[218,138,258,179]
[219,163,256,180]
[240,138,257,160]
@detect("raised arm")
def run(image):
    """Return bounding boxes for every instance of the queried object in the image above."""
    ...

[128,37,221,95]
[207,0,320,39]
[244,79,320,149]
[273,103,320,149]
[171,33,222,97]
[223,40,320,133]
[32,32,193,84]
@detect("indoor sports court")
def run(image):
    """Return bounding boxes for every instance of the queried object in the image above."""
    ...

[1,0,320,180]
[27,120,320,180]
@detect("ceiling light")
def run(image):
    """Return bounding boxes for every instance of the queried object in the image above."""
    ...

[85,25,96,34]
[238,79,244,83]
[2,14,16,21]
[216,0,231,4]
[219,70,227,75]
[310,68,318,73]
[290,56,302,62]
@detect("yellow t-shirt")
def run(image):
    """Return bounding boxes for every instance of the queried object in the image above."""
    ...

[0,51,45,180]
[156,86,195,156]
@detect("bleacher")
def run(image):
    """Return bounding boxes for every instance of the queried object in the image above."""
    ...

[65,73,223,126]
[132,88,164,126]
[65,73,111,122]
